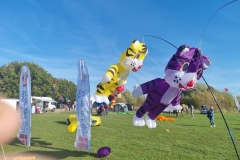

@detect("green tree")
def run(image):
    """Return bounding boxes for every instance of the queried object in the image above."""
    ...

[115,89,145,109]
[0,61,77,103]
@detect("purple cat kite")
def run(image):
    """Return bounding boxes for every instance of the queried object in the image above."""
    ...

[132,44,211,128]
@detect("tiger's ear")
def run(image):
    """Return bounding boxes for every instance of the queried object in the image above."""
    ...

[130,40,140,49]
[202,56,211,69]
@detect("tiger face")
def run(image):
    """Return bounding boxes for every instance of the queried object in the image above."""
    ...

[120,40,148,72]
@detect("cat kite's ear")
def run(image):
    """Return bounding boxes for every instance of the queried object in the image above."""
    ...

[176,44,190,56]
[202,56,211,70]
[179,47,190,56]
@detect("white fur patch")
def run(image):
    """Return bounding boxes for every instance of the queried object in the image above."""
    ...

[101,74,111,83]
[93,95,109,105]
[161,87,180,105]
[180,48,190,56]
[133,40,140,48]
[145,114,156,128]
[93,95,102,103]
[133,113,145,126]
[101,95,109,105]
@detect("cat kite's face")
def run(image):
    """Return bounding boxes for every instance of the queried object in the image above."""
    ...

[120,40,148,72]
[164,44,211,91]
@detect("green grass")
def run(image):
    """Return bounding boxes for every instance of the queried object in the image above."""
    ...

[1,111,240,160]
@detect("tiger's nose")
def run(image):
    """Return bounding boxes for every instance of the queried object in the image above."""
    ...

[187,80,194,87]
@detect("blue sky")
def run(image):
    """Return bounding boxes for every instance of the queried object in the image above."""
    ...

[0,0,240,96]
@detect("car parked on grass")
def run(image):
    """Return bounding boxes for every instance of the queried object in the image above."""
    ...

[200,105,208,114]
[126,104,133,111]
[113,103,128,112]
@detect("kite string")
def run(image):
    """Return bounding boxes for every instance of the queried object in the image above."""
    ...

[197,0,237,48]
[200,0,237,41]
[143,1,239,158]
[198,2,239,157]
[143,38,240,159]
[143,34,240,157]
[144,35,178,49]
[202,77,239,159]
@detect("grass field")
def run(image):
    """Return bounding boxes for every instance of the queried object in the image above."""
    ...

[1,110,240,160]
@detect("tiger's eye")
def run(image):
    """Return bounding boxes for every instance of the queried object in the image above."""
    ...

[135,54,140,59]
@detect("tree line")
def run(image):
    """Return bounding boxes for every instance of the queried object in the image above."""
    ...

[0,61,76,104]
[117,83,240,112]
[0,61,239,112]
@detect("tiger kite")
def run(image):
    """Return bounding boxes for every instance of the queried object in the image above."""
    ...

[94,40,148,105]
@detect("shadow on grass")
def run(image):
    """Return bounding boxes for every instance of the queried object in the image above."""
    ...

[8,137,98,159]
[55,120,68,125]
[9,137,52,146]
[8,149,97,160]
[175,124,195,127]
[7,149,97,160]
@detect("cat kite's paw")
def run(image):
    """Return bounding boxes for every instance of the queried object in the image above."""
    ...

[133,113,145,126]
[132,84,143,98]
[145,114,156,128]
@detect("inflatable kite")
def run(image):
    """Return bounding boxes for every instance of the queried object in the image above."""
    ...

[132,44,211,128]
[94,40,148,105]
[97,146,111,158]
[155,116,175,122]
[67,115,101,132]
[109,85,125,100]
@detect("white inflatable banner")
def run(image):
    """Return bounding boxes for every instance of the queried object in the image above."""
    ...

[74,60,91,152]
[18,65,31,147]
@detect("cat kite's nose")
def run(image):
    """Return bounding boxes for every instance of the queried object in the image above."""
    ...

[187,80,194,87]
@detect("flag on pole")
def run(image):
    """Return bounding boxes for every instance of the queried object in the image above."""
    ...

[18,65,31,147]
[52,81,57,92]
[74,59,91,152]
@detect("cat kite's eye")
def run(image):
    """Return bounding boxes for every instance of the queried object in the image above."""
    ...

[180,62,189,72]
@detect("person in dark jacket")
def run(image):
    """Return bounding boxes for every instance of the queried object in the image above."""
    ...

[97,104,104,116]
[207,106,215,127]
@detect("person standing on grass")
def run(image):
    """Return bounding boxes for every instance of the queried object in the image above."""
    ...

[174,109,178,117]
[65,104,69,111]
[105,105,109,115]
[31,103,36,114]
[180,104,184,117]
[186,105,189,114]
[207,106,216,127]
[190,105,194,118]
[68,102,71,111]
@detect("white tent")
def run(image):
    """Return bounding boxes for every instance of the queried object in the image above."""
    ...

[163,104,182,112]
